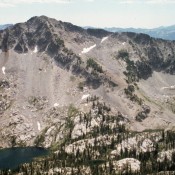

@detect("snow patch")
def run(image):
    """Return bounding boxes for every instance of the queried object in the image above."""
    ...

[82,94,90,100]
[37,121,41,131]
[122,42,126,45]
[162,85,175,90]
[54,103,59,107]
[81,44,96,54]
[33,46,38,53]
[101,37,108,43]
[2,67,6,75]
[118,121,124,125]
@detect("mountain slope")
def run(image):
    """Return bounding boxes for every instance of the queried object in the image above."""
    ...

[1,15,175,175]
[0,15,175,149]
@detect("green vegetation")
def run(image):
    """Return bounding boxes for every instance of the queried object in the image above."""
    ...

[52,34,64,47]
[5,116,175,175]
[28,96,47,110]
[136,61,152,79]
[123,59,138,83]
[124,85,143,105]
[2,100,175,175]
[34,127,48,146]
[67,104,78,118]
[66,104,78,131]
[116,50,151,106]
[117,49,152,83]
[117,49,129,59]
[56,38,64,46]
[117,49,138,83]
[86,58,103,73]
[70,75,76,82]
[65,104,79,142]
[78,81,84,91]
[0,80,10,91]
[0,93,12,113]
[164,98,175,114]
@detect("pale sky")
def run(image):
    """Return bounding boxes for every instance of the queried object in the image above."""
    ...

[0,0,175,28]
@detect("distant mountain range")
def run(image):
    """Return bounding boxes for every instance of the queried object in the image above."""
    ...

[0,24,12,30]
[84,25,175,40]
[1,23,175,40]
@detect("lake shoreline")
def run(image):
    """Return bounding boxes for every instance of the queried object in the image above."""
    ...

[0,147,49,170]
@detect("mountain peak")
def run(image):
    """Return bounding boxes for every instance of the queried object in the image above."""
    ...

[27,15,55,23]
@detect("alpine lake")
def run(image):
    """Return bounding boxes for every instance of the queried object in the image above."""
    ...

[0,147,49,170]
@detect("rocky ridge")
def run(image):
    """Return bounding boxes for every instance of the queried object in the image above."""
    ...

[0,15,175,148]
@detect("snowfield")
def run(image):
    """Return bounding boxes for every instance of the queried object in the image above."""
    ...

[81,94,90,100]
[37,121,41,131]
[2,66,6,75]
[81,44,96,54]
[33,46,38,53]
[101,37,108,43]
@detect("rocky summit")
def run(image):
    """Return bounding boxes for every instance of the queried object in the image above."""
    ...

[1,16,175,174]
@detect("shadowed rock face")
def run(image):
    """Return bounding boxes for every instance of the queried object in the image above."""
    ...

[125,32,152,45]
[0,15,175,150]
[87,28,111,38]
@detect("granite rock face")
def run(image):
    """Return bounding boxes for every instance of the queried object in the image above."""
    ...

[0,16,175,150]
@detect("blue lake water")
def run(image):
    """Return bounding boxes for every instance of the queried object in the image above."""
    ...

[0,147,49,170]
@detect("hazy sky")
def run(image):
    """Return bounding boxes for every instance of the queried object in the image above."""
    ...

[0,0,175,28]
